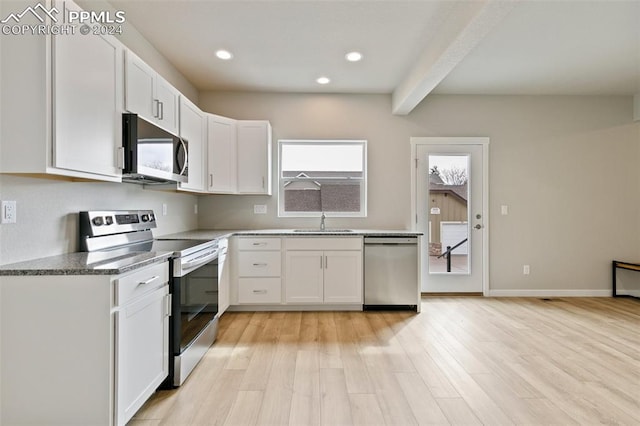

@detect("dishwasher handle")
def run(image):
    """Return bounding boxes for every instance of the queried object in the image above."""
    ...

[364,237,417,245]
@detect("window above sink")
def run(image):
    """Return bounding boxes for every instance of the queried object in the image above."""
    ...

[278,140,367,218]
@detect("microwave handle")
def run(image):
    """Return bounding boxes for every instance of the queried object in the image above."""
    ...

[177,138,188,176]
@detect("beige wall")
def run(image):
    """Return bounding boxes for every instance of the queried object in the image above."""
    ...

[198,92,640,293]
[0,175,199,264]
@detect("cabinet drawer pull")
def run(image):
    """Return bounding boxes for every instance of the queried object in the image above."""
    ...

[252,289,267,294]
[209,173,213,187]
[252,262,268,267]
[138,275,159,286]
[252,242,267,246]
[153,99,160,118]
[159,101,164,120]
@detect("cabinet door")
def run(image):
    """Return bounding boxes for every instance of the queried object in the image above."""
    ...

[53,1,123,178]
[155,75,180,135]
[237,120,271,194]
[323,251,363,304]
[179,97,206,192]
[285,251,324,303]
[124,50,156,122]
[208,114,237,193]
[116,285,169,426]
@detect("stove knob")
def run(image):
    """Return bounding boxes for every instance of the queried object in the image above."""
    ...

[104,216,114,225]
[149,214,155,222]
[92,217,104,226]
[141,214,149,222]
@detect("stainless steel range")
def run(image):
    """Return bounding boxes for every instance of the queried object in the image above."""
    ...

[79,210,219,387]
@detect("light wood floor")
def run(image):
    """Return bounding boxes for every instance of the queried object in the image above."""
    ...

[129,297,640,425]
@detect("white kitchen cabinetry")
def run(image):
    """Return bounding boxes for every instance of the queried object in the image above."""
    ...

[179,97,207,192]
[0,0,123,182]
[218,237,230,315]
[285,238,363,304]
[125,50,180,135]
[115,263,170,425]
[235,237,282,304]
[237,120,272,195]
[0,262,170,426]
[207,114,238,193]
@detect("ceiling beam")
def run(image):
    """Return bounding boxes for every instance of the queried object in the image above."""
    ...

[391,0,517,116]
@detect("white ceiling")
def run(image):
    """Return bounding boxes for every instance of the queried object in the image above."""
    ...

[109,0,640,113]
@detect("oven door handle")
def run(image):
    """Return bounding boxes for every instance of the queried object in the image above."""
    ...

[181,253,217,273]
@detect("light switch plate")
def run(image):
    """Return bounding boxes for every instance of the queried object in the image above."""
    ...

[501,205,509,215]
[254,204,267,214]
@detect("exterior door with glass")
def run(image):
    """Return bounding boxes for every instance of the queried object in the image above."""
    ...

[412,138,488,294]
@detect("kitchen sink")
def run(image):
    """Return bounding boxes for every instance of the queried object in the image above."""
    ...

[293,229,354,233]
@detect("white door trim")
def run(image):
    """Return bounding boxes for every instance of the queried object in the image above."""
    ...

[410,137,490,296]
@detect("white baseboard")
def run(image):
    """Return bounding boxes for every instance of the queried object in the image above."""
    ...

[486,289,611,297]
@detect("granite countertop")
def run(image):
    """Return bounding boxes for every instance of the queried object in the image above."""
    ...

[0,250,172,276]
[1,228,421,276]
[158,229,423,240]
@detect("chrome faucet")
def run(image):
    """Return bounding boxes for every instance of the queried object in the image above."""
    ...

[320,212,326,231]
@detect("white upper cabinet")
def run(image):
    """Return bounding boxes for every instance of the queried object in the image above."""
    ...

[125,51,180,135]
[237,121,272,195]
[52,0,123,179]
[0,0,124,182]
[207,114,238,193]
[179,97,207,192]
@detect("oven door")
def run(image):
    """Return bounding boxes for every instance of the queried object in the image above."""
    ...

[171,257,218,355]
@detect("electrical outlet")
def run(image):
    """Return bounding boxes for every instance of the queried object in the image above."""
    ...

[254,204,267,214]
[523,265,530,275]
[1,200,17,224]
[501,205,509,215]
[162,203,168,216]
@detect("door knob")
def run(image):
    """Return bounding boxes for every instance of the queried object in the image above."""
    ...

[474,224,483,230]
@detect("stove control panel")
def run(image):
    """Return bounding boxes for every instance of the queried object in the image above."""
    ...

[79,210,157,239]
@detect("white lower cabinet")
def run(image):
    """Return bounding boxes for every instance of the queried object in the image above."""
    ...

[234,237,282,305]
[285,243,363,304]
[116,285,169,425]
[238,278,282,303]
[0,262,170,426]
[284,251,324,303]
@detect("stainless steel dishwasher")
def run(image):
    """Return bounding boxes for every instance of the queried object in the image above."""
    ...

[364,236,419,311]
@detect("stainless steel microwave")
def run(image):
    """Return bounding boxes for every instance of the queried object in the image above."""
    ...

[122,113,188,183]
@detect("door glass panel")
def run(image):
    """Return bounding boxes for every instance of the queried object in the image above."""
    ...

[427,155,470,274]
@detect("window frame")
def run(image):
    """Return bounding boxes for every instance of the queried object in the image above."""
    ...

[277,139,368,218]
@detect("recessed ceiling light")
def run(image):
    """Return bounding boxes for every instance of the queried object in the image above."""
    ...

[215,49,233,60]
[316,76,331,85]
[345,51,363,62]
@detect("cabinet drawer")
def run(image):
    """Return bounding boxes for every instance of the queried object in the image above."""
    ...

[238,278,281,304]
[115,262,169,305]
[237,237,281,251]
[238,251,281,277]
